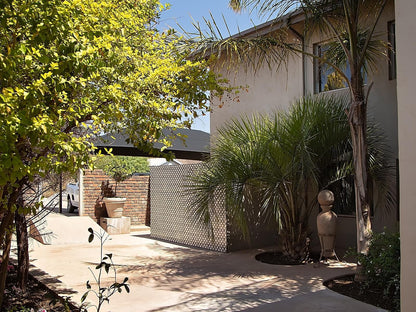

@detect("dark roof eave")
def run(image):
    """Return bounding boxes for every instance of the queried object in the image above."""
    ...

[94,128,210,161]
[95,146,209,161]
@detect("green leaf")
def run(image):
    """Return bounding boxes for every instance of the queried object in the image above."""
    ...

[81,292,88,303]
[96,262,105,270]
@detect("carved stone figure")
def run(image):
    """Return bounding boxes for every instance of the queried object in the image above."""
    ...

[317,190,339,261]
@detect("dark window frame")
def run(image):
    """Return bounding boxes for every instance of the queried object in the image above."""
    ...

[313,42,350,94]
[388,20,397,80]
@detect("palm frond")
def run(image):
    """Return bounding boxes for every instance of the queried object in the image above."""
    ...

[187,95,361,258]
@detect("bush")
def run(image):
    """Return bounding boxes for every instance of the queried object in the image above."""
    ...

[94,156,149,179]
[94,156,149,196]
[358,231,400,311]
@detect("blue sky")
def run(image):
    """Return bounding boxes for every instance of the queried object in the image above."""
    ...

[160,1,262,36]
[159,1,263,133]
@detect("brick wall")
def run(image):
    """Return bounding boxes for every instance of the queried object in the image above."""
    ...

[82,169,150,226]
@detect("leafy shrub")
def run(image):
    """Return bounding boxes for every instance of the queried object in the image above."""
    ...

[94,156,149,196]
[94,156,149,178]
[358,231,400,311]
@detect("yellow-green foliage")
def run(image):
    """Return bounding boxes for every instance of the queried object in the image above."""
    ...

[0,0,229,189]
[94,156,149,181]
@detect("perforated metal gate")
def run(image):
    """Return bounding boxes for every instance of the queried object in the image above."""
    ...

[150,164,228,252]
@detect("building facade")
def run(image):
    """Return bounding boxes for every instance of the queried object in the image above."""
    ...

[210,0,398,253]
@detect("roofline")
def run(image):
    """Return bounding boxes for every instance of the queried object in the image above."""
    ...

[95,146,209,161]
[229,8,305,39]
[93,128,210,161]
[192,9,305,60]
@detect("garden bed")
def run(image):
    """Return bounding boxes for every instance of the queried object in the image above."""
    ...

[325,274,397,311]
[3,264,79,312]
[255,251,396,311]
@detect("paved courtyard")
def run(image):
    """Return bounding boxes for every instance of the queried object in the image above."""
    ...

[23,213,386,312]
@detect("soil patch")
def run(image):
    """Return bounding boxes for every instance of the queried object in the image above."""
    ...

[324,274,396,311]
[3,264,79,312]
[255,251,305,265]
[255,251,320,265]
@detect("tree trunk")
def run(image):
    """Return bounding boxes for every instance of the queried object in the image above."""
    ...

[0,211,14,255]
[0,222,13,309]
[348,90,372,255]
[0,183,26,307]
[0,210,15,309]
[15,211,29,291]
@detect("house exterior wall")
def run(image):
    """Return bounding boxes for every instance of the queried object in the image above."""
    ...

[304,0,397,158]
[210,2,398,253]
[212,2,397,157]
[304,0,399,250]
[396,0,416,310]
[81,169,150,226]
[210,31,304,137]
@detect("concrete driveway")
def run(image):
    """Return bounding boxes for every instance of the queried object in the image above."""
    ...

[25,213,386,312]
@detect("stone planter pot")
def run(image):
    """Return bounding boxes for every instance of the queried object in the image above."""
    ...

[103,197,126,218]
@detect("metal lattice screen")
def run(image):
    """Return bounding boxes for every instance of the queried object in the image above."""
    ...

[150,164,228,252]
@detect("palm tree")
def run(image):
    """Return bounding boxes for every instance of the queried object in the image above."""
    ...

[189,96,378,260]
[189,0,390,255]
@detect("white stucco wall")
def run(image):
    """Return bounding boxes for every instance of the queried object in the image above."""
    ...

[210,2,399,253]
[210,32,304,137]
[396,0,416,311]
[366,0,398,157]
[212,1,397,157]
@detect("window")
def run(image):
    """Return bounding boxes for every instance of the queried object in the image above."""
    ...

[326,175,375,217]
[313,43,367,93]
[388,20,396,80]
[327,175,356,216]
[314,43,350,93]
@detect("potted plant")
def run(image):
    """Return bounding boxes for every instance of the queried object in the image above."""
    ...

[96,156,135,218]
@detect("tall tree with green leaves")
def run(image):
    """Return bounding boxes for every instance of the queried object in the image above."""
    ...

[190,0,391,255]
[0,0,229,305]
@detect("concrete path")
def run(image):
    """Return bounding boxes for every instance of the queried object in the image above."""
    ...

[24,213,386,312]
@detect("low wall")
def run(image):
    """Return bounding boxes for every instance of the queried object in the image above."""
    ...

[150,164,228,252]
[150,164,277,252]
[81,169,150,226]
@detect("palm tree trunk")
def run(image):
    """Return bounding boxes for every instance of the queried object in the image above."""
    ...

[348,85,372,255]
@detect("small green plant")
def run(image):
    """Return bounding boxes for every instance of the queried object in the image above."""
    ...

[80,228,129,312]
[94,156,149,196]
[358,231,400,311]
